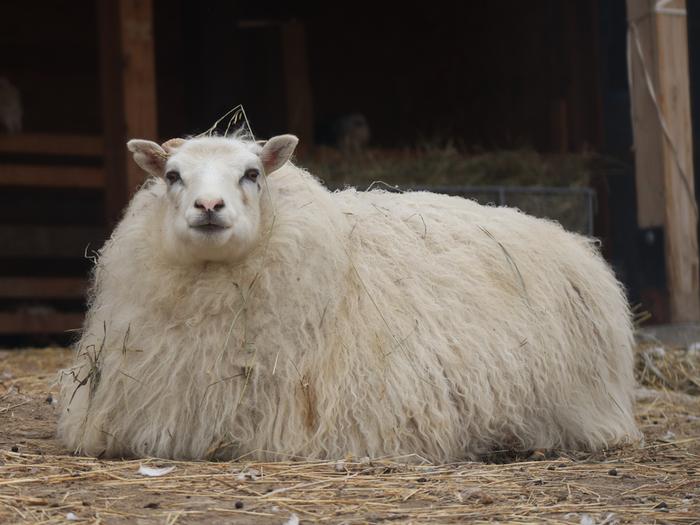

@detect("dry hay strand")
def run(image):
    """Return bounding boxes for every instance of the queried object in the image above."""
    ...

[635,341,700,395]
[1,348,699,523]
[196,104,256,140]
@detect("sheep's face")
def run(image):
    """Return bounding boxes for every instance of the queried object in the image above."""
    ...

[126,134,298,263]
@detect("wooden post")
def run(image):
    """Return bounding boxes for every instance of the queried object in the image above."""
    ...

[627,0,700,322]
[550,99,569,153]
[99,0,158,224]
[282,20,314,157]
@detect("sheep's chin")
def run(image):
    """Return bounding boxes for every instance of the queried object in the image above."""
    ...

[159,205,261,264]
[160,227,255,265]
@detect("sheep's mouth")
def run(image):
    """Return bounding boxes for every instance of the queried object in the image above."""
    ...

[189,223,229,233]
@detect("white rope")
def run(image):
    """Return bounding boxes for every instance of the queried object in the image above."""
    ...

[626,19,698,219]
[655,0,686,16]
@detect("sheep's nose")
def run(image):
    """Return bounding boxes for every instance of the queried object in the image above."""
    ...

[194,198,225,212]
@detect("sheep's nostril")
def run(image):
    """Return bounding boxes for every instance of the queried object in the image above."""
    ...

[195,198,225,212]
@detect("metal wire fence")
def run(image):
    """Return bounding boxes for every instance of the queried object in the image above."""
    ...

[391,185,596,236]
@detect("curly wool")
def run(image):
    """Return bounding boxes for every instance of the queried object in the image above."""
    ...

[58,156,641,461]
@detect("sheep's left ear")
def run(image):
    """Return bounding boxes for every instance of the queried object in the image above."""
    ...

[126,139,167,176]
[260,134,298,174]
[161,137,186,153]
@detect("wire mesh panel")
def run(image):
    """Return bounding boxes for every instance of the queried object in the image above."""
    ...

[408,185,596,236]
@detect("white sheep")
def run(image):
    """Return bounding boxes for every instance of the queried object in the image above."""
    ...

[58,133,641,461]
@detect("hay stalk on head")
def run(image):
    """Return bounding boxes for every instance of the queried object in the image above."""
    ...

[196,104,255,140]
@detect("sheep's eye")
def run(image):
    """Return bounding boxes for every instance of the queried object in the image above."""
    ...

[242,169,259,183]
[165,170,181,184]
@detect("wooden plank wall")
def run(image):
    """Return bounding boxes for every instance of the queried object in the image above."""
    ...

[0,0,158,338]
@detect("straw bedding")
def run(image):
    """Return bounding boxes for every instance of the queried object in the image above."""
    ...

[0,347,698,524]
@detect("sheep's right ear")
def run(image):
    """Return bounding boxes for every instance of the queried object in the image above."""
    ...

[127,139,167,176]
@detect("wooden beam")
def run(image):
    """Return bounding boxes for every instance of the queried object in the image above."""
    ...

[282,20,314,156]
[0,134,103,157]
[0,165,104,188]
[549,99,569,153]
[0,311,83,335]
[627,0,700,322]
[0,225,105,258]
[119,0,158,150]
[0,278,87,299]
[100,0,158,225]
[627,0,665,228]
[656,0,700,322]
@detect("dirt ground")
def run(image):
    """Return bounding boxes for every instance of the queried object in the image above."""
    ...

[0,347,698,524]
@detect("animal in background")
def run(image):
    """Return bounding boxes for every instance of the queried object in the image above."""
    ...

[0,77,22,134]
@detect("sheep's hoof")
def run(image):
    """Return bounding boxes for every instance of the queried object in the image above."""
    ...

[528,449,547,461]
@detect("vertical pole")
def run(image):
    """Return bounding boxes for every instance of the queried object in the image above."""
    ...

[627,0,699,322]
[282,20,314,157]
[99,0,158,225]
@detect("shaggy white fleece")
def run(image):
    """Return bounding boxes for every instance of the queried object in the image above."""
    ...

[58,136,640,461]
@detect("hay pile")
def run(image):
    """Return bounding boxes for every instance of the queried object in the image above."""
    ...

[305,146,596,235]
[1,347,698,524]
[635,341,700,395]
[305,145,593,189]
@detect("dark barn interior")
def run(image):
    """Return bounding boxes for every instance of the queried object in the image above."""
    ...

[163,2,602,150]
[0,0,697,343]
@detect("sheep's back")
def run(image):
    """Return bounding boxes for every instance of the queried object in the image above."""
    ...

[301,187,637,457]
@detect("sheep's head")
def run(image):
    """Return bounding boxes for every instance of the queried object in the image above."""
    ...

[126,134,298,263]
